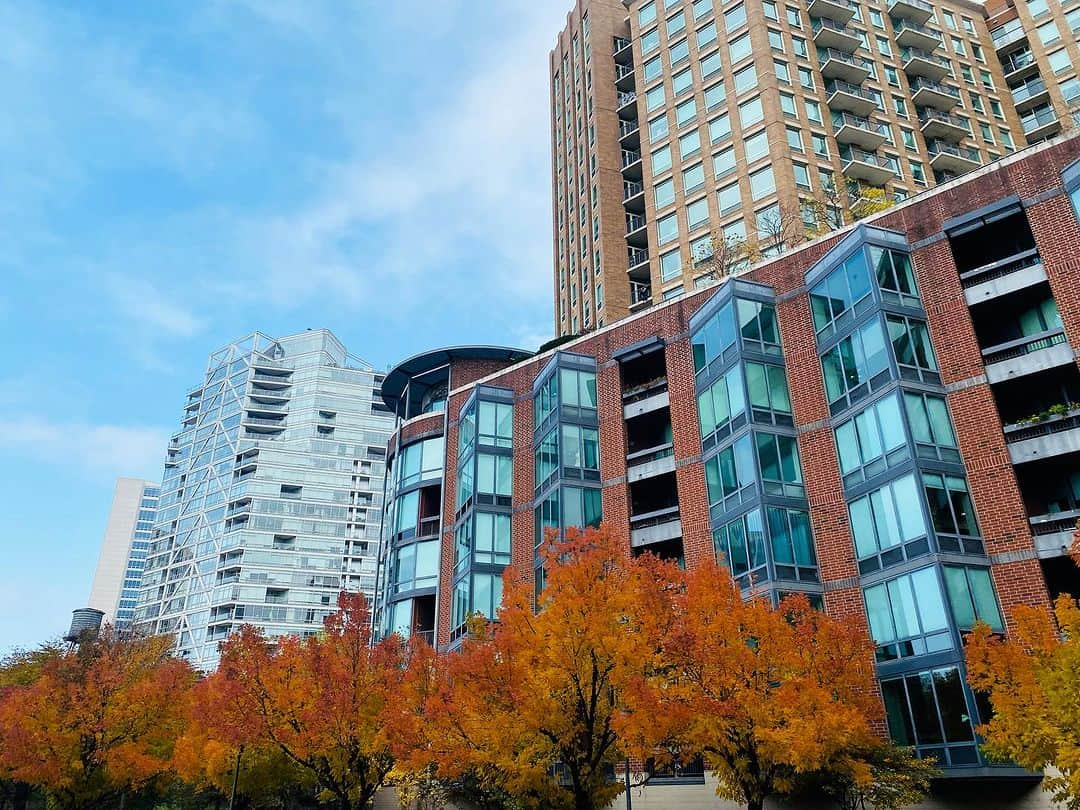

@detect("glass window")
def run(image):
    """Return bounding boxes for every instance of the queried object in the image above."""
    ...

[769,29,784,51]
[767,506,816,579]
[658,212,679,244]
[642,28,660,54]
[474,512,511,566]
[692,300,737,373]
[780,92,797,116]
[646,84,666,112]
[887,315,938,380]
[871,247,919,307]
[680,130,701,159]
[821,318,890,412]
[697,21,718,48]
[809,249,873,334]
[661,249,683,281]
[477,400,513,448]
[676,98,698,127]
[652,145,672,174]
[849,473,929,571]
[704,82,726,110]
[667,10,687,36]
[673,67,694,95]
[698,364,747,447]
[882,666,979,767]
[734,64,757,94]
[944,566,1003,632]
[712,147,736,180]
[643,56,663,83]
[639,1,657,25]
[787,127,803,152]
[725,3,747,30]
[705,438,757,513]
[710,113,732,143]
[477,452,512,499]
[737,298,780,353]
[864,566,952,661]
[649,115,669,142]
[1036,20,1061,44]
[729,33,751,62]
[717,182,740,213]
[904,392,958,462]
[687,197,709,229]
[694,0,711,17]
[755,432,804,497]
[792,35,807,57]
[670,38,691,65]
[794,163,810,189]
[655,178,676,208]
[713,507,767,581]
[834,392,908,486]
[745,130,768,162]
[560,423,600,473]
[750,166,775,200]
[923,473,981,552]
[804,99,821,123]
[563,485,602,530]
[701,50,722,78]
[559,367,598,409]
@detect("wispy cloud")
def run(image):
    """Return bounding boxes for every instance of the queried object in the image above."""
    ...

[103,273,206,338]
[0,417,167,480]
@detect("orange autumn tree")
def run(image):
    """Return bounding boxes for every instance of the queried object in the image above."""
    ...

[636,560,883,810]
[423,524,681,810]
[966,593,1080,809]
[198,591,432,810]
[0,632,194,810]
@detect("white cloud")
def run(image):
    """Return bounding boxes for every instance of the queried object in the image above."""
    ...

[0,418,167,480]
[103,273,206,338]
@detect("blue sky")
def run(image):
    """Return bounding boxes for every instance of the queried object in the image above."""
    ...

[0,0,570,653]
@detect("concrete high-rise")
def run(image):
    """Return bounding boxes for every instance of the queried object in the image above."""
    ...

[550,0,1038,335]
[134,330,394,669]
[84,477,159,628]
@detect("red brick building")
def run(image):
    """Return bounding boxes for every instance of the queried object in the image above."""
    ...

[376,133,1080,794]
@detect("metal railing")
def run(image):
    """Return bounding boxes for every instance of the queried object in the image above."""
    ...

[889,0,934,14]
[242,415,287,427]
[910,77,960,99]
[825,79,877,101]
[812,17,856,37]
[958,248,1041,288]
[628,247,649,269]
[893,20,942,41]
[251,372,292,384]
[626,212,646,233]
[629,505,681,528]
[832,111,888,135]
[817,47,873,70]
[901,46,950,67]
[927,140,981,162]
[618,91,637,108]
[1001,48,1036,75]
[614,64,634,81]
[1011,77,1048,105]
[630,280,652,305]
[621,148,641,167]
[1029,509,1080,537]
[918,108,969,130]
[623,179,644,199]
[840,145,889,166]
[626,442,675,466]
[1004,409,1080,444]
[990,18,1026,48]
[981,328,1068,365]
[1021,105,1058,133]
[613,36,631,55]
[619,119,640,138]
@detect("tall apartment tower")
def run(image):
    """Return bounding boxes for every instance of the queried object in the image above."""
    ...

[986,0,1080,142]
[134,330,394,669]
[84,477,159,628]
[550,0,1031,335]
[383,134,1080,804]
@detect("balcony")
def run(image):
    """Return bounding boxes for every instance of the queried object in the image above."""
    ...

[927,140,981,174]
[817,48,872,83]
[990,19,1027,52]
[1021,105,1061,141]
[832,111,889,149]
[1004,408,1080,465]
[826,80,878,115]
[619,118,640,146]
[961,249,1046,305]
[618,90,638,112]
[893,20,941,51]
[623,179,645,210]
[629,506,683,549]
[251,371,292,387]
[621,148,643,177]
[1010,77,1050,111]
[982,329,1074,384]
[626,212,648,247]
[812,17,860,51]
[888,0,934,24]
[614,63,635,91]
[614,35,633,64]
[807,0,857,24]
[1029,511,1080,558]
[840,146,895,185]
[251,357,288,371]
[630,280,652,309]
[918,108,969,140]
[910,77,960,110]
[1001,48,1039,82]
[247,400,287,413]
[627,443,677,482]
[628,246,649,273]
[901,47,951,81]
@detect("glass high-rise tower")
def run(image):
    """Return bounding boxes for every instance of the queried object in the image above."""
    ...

[134,330,394,669]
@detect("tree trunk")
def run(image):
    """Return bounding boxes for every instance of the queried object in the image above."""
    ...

[573,788,594,810]
[747,800,764,810]
[12,783,28,810]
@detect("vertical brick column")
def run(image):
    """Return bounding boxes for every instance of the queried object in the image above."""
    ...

[509,368,538,586]
[1026,193,1080,362]
[437,393,466,649]
[596,360,632,553]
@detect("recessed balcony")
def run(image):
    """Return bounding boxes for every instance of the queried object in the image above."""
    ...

[910,78,960,110]
[812,17,861,51]
[1004,409,1080,465]
[982,329,1074,384]
[626,212,648,247]
[990,20,1027,52]
[832,111,889,149]
[1000,48,1039,83]
[893,20,942,51]
[627,443,677,482]
[619,117,640,147]
[840,146,895,185]
[621,147,643,178]
[623,179,645,212]
[617,90,638,113]
[901,47,951,81]
[1010,77,1050,111]
[960,249,1046,305]
[888,0,934,24]
[628,246,649,273]
[614,63,636,91]
[1029,510,1080,558]
[1021,105,1061,142]
[826,80,878,115]
[817,48,873,83]
[918,108,970,140]
[613,35,633,65]
[629,280,652,309]
[927,140,981,174]
[630,506,683,549]
[807,0,857,23]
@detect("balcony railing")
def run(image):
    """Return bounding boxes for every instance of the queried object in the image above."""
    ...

[618,91,637,109]
[910,77,960,99]
[630,280,652,305]
[927,140,980,162]
[1011,78,1048,105]
[832,111,889,135]
[626,212,646,233]
[623,179,644,200]
[1004,409,1080,444]
[614,64,634,81]
[1001,48,1037,75]
[1029,510,1080,539]
[628,247,649,269]
[958,248,1041,288]
[990,18,1026,49]
[825,79,878,102]
[629,505,681,529]
[817,47,873,70]
[242,416,287,427]
[893,19,941,43]
[619,119,640,138]
[840,145,890,167]
[1021,105,1058,134]
[918,108,969,130]
[613,36,631,55]
[622,148,641,168]
[981,328,1068,366]
[626,442,675,466]
[901,46,950,68]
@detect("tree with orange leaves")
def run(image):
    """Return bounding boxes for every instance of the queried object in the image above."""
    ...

[421,524,681,810]
[196,591,434,810]
[966,593,1080,809]
[635,560,884,810]
[0,631,195,810]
